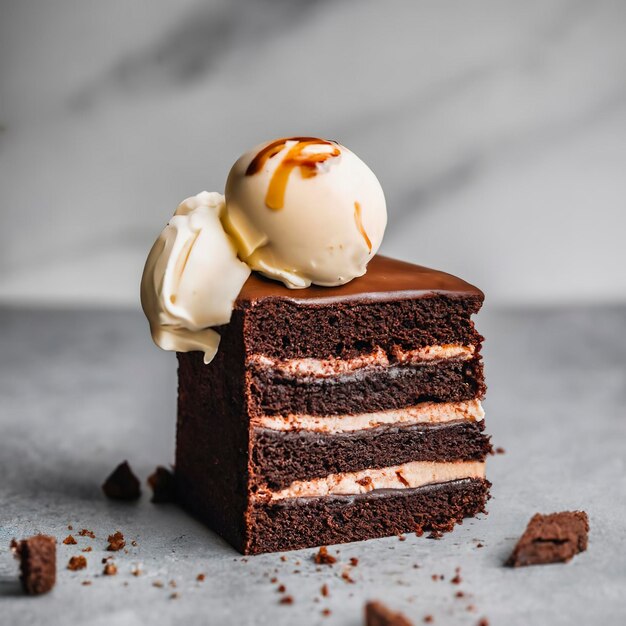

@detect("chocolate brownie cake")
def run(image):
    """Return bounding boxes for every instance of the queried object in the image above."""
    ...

[175,255,490,554]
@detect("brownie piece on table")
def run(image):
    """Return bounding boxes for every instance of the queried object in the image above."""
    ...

[11,535,56,595]
[506,511,589,567]
[176,255,491,554]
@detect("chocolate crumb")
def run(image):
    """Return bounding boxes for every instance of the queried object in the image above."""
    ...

[82,580,92,586]
[170,592,179,600]
[82,547,92,553]
[106,531,126,552]
[68,525,73,530]
[67,555,87,571]
[477,619,489,626]
[11,535,57,595]
[277,584,286,593]
[476,543,484,548]
[349,557,359,567]
[279,596,294,605]
[314,546,337,565]
[322,609,331,617]
[321,583,329,597]
[341,569,355,584]
[495,447,505,455]
[131,540,137,547]
[451,574,462,584]
[423,616,433,624]
[63,535,77,545]
[365,601,413,626]
[102,461,141,501]
[506,511,589,567]
[78,529,96,539]
[147,466,177,503]
[455,591,465,598]
[103,562,117,576]
[270,577,278,583]
[196,573,205,582]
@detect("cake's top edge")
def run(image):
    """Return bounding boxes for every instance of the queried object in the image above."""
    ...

[236,255,484,306]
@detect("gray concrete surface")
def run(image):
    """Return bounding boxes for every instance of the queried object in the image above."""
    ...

[1,306,625,625]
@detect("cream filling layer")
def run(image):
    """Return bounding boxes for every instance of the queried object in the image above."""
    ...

[257,460,485,502]
[248,344,475,378]
[256,399,484,433]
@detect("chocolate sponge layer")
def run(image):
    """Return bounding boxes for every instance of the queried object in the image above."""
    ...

[247,357,485,417]
[245,478,491,554]
[250,420,492,490]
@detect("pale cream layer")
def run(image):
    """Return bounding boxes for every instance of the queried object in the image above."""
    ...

[256,460,485,502]
[256,399,484,433]
[248,344,475,378]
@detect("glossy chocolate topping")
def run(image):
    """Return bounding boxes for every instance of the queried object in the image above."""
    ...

[236,255,484,306]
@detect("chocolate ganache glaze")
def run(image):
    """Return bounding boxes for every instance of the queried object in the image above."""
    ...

[236,255,484,306]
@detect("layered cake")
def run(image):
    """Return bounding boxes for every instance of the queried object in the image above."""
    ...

[140,137,490,554]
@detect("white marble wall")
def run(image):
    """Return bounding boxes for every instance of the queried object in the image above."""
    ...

[1,0,625,306]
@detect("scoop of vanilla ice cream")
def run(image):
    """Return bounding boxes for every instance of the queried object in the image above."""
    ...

[140,191,250,364]
[223,138,387,288]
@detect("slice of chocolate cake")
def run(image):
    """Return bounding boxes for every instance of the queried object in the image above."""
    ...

[175,255,490,554]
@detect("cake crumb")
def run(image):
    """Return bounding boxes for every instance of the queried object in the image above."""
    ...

[63,535,77,545]
[67,525,73,530]
[131,540,138,547]
[131,566,142,576]
[170,592,179,600]
[321,584,329,597]
[196,573,205,582]
[279,596,294,605]
[424,616,434,623]
[82,547,92,553]
[495,447,505,455]
[280,555,287,562]
[506,511,589,567]
[169,580,177,588]
[67,555,87,571]
[78,529,96,539]
[314,546,337,565]
[476,543,484,548]
[153,580,164,588]
[277,584,286,593]
[415,525,424,537]
[477,619,489,626]
[451,574,462,584]
[103,562,117,576]
[322,608,331,617]
[455,591,465,598]
[270,577,278,584]
[349,557,359,567]
[106,531,126,552]
[102,461,141,501]
[147,466,177,503]
[82,580,92,586]
[365,601,413,626]
[341,569,355,584]
[11,536,57,596]
[398,535,406,542]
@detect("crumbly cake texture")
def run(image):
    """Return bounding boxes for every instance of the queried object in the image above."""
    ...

[365,600,414,626]
[11,535,57,595]
[506,511,589,567]
[175,256,490,554]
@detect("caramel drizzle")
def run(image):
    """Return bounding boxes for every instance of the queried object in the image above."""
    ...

[353,201,372,252]
[245,137,341,210]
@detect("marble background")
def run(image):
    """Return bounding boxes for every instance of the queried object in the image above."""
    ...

[1,0,625,306]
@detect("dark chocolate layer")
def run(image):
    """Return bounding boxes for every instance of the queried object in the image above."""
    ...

[250,420,492,490]
[248,357,485,417]
[245,478,491,554]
